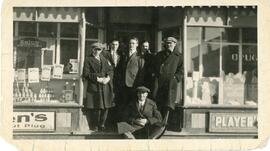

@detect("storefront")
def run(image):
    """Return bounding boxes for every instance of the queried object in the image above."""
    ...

[12,6,257,139]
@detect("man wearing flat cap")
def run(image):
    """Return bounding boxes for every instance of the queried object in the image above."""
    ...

[117,86,163,139]
[153,37,183,126]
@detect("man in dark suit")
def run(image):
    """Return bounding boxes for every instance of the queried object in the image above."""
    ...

[102,40,121,101]
[153,37,183,125]
[101,40,122,125]
[118,37,145,118]
[141,41,156,99]
[118,86,163,139]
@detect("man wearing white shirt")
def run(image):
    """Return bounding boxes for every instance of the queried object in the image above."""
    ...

[117,86,164,139]
[118,37,145,120]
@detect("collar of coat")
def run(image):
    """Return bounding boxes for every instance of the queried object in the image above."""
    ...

[159,49,181,56]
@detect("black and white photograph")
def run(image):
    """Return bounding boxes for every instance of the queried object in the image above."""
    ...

[11,6,258,139]
[2,1,270,150]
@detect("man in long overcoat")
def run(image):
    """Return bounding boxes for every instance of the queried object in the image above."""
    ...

[83,42,114,131]
[153,37,183,125]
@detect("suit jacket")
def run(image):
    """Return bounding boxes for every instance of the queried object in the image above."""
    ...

[102,50,122,95]
[119,51,145,88]
[82,54,114,109]
[124,98,162,129]
[153,49,183,109]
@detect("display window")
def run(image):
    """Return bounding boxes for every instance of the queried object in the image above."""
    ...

[185,26,257,106]
[13,21,81,105]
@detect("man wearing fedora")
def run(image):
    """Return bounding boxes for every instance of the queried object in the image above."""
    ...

[117,86,164,139]
[152,37,183,126]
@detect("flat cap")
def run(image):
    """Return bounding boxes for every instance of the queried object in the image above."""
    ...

[91,42,104,49]
[136,86,150,93]
[164,37,177,43]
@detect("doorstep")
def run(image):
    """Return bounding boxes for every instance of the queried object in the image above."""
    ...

[13,130,258,139]
[162,129,258,139]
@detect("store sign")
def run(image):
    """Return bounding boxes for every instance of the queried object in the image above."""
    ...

[13,112,55,131]
[15,38,46,48]
[209,112,257,133]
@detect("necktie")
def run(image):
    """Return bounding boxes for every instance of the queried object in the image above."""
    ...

[139,103,144,112]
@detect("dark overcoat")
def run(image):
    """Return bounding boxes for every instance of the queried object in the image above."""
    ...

[153,49,183,110]
[101,50,121,94]
[82,54,114,109]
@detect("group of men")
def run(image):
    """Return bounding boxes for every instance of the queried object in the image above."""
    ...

[85,36,183,139]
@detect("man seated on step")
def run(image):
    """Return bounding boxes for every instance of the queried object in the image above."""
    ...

[117,86,165,139]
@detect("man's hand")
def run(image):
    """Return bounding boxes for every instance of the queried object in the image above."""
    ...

[102,76,110,84]
[134,118,147,126]
[97,77,104,83]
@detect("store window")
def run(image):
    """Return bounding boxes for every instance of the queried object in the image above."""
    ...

[13,21,80,105]
[60,40,78,64]
[18,22,37,37]
[186,26,257,105]
[61,23,79,38]
[39,22,57,37]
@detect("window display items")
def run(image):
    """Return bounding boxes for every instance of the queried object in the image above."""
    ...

[16,69,26,83]
[41,65,52,81]
[59,81,75,103]
[69,59,79,73]
[52,64,64,79]
[28,68,40,83]
[222,72,246,105]
[13,82,56,103]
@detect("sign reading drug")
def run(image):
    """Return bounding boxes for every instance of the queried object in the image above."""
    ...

[209,112,257,133]
[13,112,55,131]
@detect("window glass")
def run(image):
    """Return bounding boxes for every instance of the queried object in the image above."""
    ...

[14,48,42,69]
[222,45,239,74]
[186,27,201,76]
[242,28,257,43]
[243,45,257,103]
[202,43,220,77]
[60,40,78,65]
[222,28,239,43]
[18,22,37,36]
[187,27,200,75]
[242,45,257,77]
[60,23,78,38]
[204,27,221,42]
[39,22,57,37]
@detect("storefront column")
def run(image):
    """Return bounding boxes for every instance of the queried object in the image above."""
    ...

[78,8,87,131]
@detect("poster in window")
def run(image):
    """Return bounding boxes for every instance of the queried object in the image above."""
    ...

[69,59,78,73]
[17,69,26,83]
[41,65,51,81]
[28,68,40,83]
[52,64,64,79]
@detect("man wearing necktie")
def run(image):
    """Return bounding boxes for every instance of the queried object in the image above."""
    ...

[117,86,163,139]
[153,37,183,126]
[117,37,145,121]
